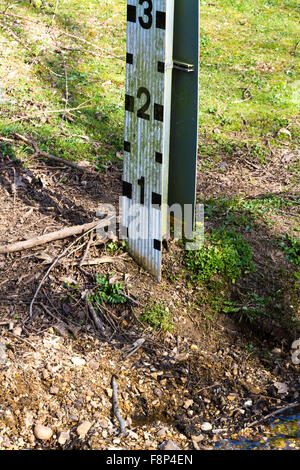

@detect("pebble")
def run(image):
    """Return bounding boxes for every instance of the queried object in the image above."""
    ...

[201,422,213,432]
[99,419,109,429]
[50,386,59,395]
[77,421,92,437]
[24,411,34,429]
[58,431,70,445]
[158,440,180,450]
[192,434,204,443]
[183,399,193,409]
[13,326,22,336]
[34,424,53,441]
[157,429,166,438]
[244,399,253,407]
[71,357,86,366]
[88,360,100,370]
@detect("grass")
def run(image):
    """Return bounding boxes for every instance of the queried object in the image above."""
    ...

[0,1,299,166]
[199,0,300,159]
[0,0,127,167]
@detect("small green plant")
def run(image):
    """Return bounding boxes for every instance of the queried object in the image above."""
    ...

[278,234,300,265]
[223,293,266,323]
[185,228,255,284]
[90,274,126,305]
[106,242,119,254]
[139,301,173,332]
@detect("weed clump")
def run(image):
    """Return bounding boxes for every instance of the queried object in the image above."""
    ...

[139,301,173,332]
[185,228,254,284]
[89,274,126,305]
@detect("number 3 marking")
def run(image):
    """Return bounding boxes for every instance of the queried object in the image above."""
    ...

[138,0,153,29]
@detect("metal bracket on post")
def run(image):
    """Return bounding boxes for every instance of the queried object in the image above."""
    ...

[173,61,195,72]
[122,0,199,280]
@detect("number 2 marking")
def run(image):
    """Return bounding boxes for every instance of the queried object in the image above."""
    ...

[138,0,153,29]
[137,87,151,120]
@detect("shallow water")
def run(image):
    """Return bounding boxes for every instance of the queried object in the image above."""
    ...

[216,407,300,450]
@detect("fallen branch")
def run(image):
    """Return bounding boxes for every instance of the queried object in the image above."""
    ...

[10,101,93,123]
[73,256,120,267]
[0,217,115,254]
[12,133,95,174]
[79,231,93,267]
[87,300,108,335]
[248,401,299,428]
[111,375,126,435]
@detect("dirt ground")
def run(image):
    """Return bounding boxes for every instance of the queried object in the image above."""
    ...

[0,149,299,450]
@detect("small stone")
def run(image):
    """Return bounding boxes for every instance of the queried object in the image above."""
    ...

[158,440,180,450]
[77,421,92,437]
[102,430,108,439]
[69,414,79,422]
[192,438,200,450]
[58,431,70,445]
[24,411,34,429]
[53,323,69,337]
[88,360,100,370]
[42,369,50,380]
[274,382,288,394]
[128,431,139,440]
[71,357,86,366]
[227,394,237,401]
[183,399,193,409]
[175,353,189,362]
[272,348,282,356]
[201,422,212,432]
[99,419,108,429]
[106,388,113,398]
[244,399,253,407]
[192,434,204,443]
[154,387,163,397]
[50,386,59,395]
[157,429,166,438]
[34,424,53,441]
[13,326,22,336]
[144,440,154,448]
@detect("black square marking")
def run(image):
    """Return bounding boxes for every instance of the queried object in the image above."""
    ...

[125,94,134,113]
[157,61,165,73]
[152,192,162,207]
[156,11,166,29]
[124,141,131,153]
[155,152,162,164]
[127,5,136,23]
[154,239,161,251]
[126,53,133,65]
[154,103,164,122]
[122,181,132,199]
